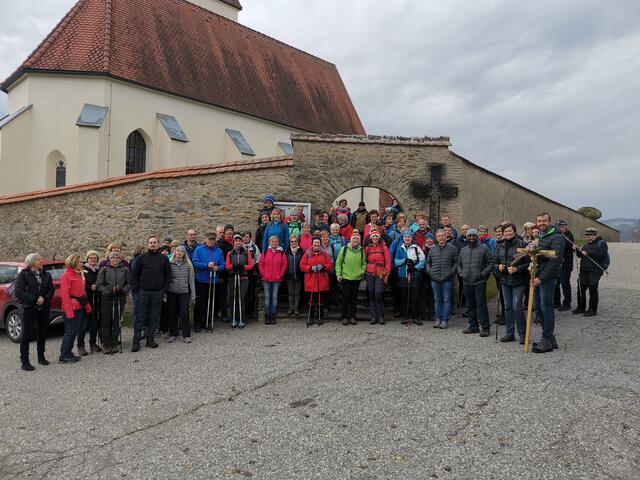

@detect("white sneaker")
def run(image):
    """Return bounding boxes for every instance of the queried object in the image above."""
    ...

[183,337,192,343]
[167,336,177,343]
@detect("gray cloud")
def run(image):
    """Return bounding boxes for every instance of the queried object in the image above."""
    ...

[1,0,639,217]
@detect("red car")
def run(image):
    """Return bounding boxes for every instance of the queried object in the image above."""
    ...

[0,260,67,343]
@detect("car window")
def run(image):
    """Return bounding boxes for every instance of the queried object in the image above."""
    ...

[43,265,66,281]
[0,266,19,284]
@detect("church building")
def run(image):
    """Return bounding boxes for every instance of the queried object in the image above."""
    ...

[0,0,364,195]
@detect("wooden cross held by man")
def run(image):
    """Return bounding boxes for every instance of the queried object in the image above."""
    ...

[511,239,556,353]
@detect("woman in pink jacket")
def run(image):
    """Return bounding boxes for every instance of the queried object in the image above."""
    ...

[59,254,92,364]
[258,236,287,325]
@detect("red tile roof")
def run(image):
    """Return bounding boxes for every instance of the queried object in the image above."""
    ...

[0,156,293,205]
[1,0,364,135]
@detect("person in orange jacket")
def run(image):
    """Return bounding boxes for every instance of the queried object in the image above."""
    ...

[59,254,92,364]
[300,238,334,326]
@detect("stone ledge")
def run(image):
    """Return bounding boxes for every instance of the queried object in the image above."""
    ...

[0,155,293,205]
[291,133,451,146]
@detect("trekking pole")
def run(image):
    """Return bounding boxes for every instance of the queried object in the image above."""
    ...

[92,291,99,351]
[316,270,321,325]
[495,280,500,340]
[238,274,244,328]
[210,271,217,332]
[406,270,412,327]
[206,270,213,331]
[111,298,116,352]
[117,296,123,353]
[232,272,238,327]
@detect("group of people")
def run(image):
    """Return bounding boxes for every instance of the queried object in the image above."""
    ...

[15,194,609,371]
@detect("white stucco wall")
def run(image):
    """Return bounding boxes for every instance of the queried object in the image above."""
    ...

[0,74,301,195]
[185,0,239,21]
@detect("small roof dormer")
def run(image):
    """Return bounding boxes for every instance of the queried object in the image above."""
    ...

[186,0,242,21]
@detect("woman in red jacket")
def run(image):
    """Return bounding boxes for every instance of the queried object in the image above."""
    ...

[59,254,92,364]
[258,235,287,325]
[365,231,391,325]
[300,238,334,326]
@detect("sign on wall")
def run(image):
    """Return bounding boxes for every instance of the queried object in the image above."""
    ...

[274,201,312,223]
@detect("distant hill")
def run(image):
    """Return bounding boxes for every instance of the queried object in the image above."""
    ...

[603,218,640,242]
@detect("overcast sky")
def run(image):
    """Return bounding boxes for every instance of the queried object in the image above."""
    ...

[1,0,638,218]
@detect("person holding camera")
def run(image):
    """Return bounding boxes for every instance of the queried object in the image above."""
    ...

[59,254,92,363]
[96,251,131,353]
[459,229,494,337]
[394,231,426,325]
[15,253,55,371]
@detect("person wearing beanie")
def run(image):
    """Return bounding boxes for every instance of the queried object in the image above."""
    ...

[394,230,426,325]
[300,238,334,326]
[225,234,254,328]
[554,219,575,311]
[573,227,608,317]
[257,194,275,226]
[350,201,369,233]
[459,228,494,337]
[364,231,391,324]
[335,232,367,325]
[426,229,459,329]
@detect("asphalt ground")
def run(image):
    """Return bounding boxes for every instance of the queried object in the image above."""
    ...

[0,243,638,479]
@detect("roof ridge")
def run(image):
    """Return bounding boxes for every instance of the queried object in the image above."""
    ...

[175,0,337,68]
[102,0,113,71]
[23,0,88,69]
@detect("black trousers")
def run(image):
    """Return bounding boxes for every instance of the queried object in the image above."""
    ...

[167,292,191,337]
[216,275,229,320]
[577,271,600,312]
[195,280,217,328]
[101,296,124,349]
[78,291,101,348]
[20,307,49,362]
[554,267,573,307]
[418,274,434,320]
[341,279,360,319]
[228,276,249,324]
[398,276,420,320]
[246,272,259,319]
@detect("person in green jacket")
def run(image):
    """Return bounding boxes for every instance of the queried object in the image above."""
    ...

[336,232,367,325]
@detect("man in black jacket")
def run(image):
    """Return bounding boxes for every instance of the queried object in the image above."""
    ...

[131,236,171,351]
[573,227,608,316]
[554,220,575,311]
[531,213,564,353]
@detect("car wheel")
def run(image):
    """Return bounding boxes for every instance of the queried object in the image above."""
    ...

[6,309,23,343]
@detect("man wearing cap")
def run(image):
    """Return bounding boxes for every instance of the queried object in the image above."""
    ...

[459,229,494,336]
[531,212,564,353]
[554,220,575,311]
[573,227,608,316]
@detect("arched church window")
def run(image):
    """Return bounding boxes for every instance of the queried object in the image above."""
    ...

[55,161,66,188]
[126,131,146,174]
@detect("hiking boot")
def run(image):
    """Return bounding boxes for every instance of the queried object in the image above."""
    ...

[463,326,479,334]
[342,318,349,326]
[264,314,271,325]
[532,335,559,350]
[183,337,192,343]
[103,347,113,355]
[317,317,324,326]
[272,315,277,325]
[583,310,597,317]
[558,305,571,312]
[572,308,585,315]
[306,317,314,327]
[286,310,294,316]
[500,334,515,343]
[519,336,525,345]
[21,361,35,371]
[37,355,49,366]
[350,318,357,325]
[168,336,177,343]
[131,342,140,353]
[59,356,79,364]
[90,343,102,353]
[370,317,378,325]
[479,329,490,338]
[379,317,385,325]
[76,347,88,357]
[294,310,300,317]
[413,319,423,326]
[433,320,442,328]
[532,337,553,353]
[439,321,448,329]
[146,339,159,349]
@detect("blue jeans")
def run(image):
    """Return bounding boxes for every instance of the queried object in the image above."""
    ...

[431,280,453,322]
[262,281,281,315]
[502,284,526,337]
[464,282,490,330]
[60,309,82,359]
[134,290,164,342]
[534,279,556,339]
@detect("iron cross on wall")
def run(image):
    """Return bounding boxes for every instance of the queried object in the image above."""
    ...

[410,164,459,227]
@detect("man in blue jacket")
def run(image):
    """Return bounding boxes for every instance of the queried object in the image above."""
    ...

[192,233,226,331]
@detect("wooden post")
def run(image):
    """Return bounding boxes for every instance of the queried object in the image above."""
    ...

[523,258,537,353]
